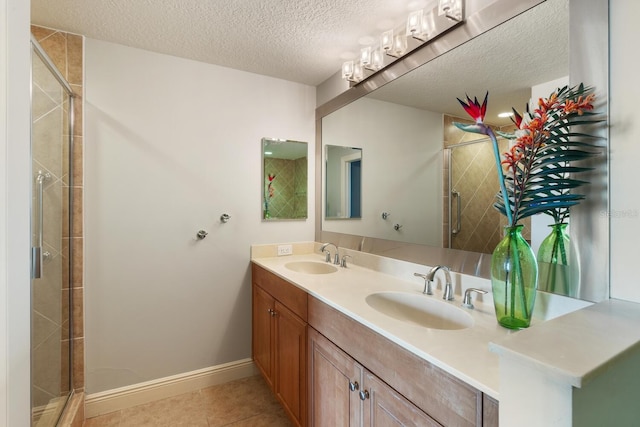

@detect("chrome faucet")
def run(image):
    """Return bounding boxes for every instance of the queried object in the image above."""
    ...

[462,288,488,309]
[427,265,455,301]
[320,242,340,265]
[413,272,433,295]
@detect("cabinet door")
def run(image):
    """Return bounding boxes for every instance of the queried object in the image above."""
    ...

[275,300,307,427]
[253,285,275,388]
[363,371,442,427]
[309,327,363,427]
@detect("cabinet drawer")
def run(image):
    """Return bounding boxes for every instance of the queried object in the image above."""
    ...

[252,263,307,321]
[308,295,482,427]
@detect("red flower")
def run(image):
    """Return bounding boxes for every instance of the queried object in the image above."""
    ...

[268,173,276,182]
[457,93,488,123]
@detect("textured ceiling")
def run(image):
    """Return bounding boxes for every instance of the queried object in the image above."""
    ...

[31,0,424,86]
[31,0,567,109]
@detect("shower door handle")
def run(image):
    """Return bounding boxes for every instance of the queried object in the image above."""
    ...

[451,189,461,236]
[32,247,42,279]
[31,171,49,279]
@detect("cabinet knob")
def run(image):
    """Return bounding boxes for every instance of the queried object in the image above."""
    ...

[359,390,370,401]
[349,381,359,392]
[267,308,277,317]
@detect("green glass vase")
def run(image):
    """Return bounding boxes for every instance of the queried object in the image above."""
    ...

[491,225,538,329]
[537,223,577,297]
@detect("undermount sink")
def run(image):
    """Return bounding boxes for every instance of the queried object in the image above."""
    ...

[365,292,474,330]
[284,261,338,274]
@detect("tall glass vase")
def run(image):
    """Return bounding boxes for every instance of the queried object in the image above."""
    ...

[537,223,577,297]
[491,225,538,329]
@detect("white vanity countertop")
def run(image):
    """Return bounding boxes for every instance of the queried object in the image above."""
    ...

[489,298,640,388]
[251,243,523,399]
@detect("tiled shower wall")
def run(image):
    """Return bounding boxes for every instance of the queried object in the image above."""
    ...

[443,115,529,253]
[31,26,85,397]
[263,157,307,219]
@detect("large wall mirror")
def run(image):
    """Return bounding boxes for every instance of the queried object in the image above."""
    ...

[262,137,308,221]
[316,0,609,302]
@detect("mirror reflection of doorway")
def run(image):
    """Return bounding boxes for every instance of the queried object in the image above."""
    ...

[325,145,362,219]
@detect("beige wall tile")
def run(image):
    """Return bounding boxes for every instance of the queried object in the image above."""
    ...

[31,25,56,42]
[67,34,83,85]
[73,337,84,391]
[72,285,83,339]
[72,188,83,237]
[39,31,67,79]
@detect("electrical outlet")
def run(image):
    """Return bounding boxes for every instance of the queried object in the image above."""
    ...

[277,244,293,256]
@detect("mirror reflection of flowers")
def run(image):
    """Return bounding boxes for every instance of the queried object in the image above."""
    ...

[454,84,600,227]
[264,173,276,219]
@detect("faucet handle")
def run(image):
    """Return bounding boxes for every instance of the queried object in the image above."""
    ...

[340,255,352,268]
[462,288,488,309]
[414,273,433,295]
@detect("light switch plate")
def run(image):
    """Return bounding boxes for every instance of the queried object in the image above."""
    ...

[277,244,293,256]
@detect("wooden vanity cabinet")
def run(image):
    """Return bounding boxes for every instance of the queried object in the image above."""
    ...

[308,295,498,427]
[252,264,307,427]
[252,264,499,427]
[309,327,441,426]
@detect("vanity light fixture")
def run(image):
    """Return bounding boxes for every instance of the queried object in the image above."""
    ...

[438,0,463,22]
[382,29,407,58]
[361,46,384,71]
[341,60,355,80]
[353,61,364,81]
[391,34,408,57]
[339,0,464,84]
[498,111,514,118]
[407,9,433,42]
[381,29,395,54]
[342,59,365,83]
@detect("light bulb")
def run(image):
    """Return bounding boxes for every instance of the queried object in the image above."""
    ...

[341,61,354,80]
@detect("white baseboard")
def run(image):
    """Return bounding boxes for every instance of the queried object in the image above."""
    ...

[85,358,257,419]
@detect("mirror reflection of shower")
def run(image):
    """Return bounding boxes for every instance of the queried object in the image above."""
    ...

[445,115,530,253]
[261,137,308,221]
[30,36,75,427]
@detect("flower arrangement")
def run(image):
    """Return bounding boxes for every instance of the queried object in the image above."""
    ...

[453,84,602,328]
[454,84,600,227]
[264,173,276,218]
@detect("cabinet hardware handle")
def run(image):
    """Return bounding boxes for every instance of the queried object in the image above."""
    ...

[359,390,370,400]
[270,310,277,317]
[349,381,359,391]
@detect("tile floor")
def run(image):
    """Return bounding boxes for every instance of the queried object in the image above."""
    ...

[82,375,293,427]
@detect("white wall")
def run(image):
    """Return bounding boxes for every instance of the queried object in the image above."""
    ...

[1,0,33,425]
[321,97,443,246]
[529,76,570,254]
[84,39,316,393]
[609,2,640,303]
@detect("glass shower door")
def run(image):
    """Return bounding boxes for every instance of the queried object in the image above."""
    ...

[30,40,73,426]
